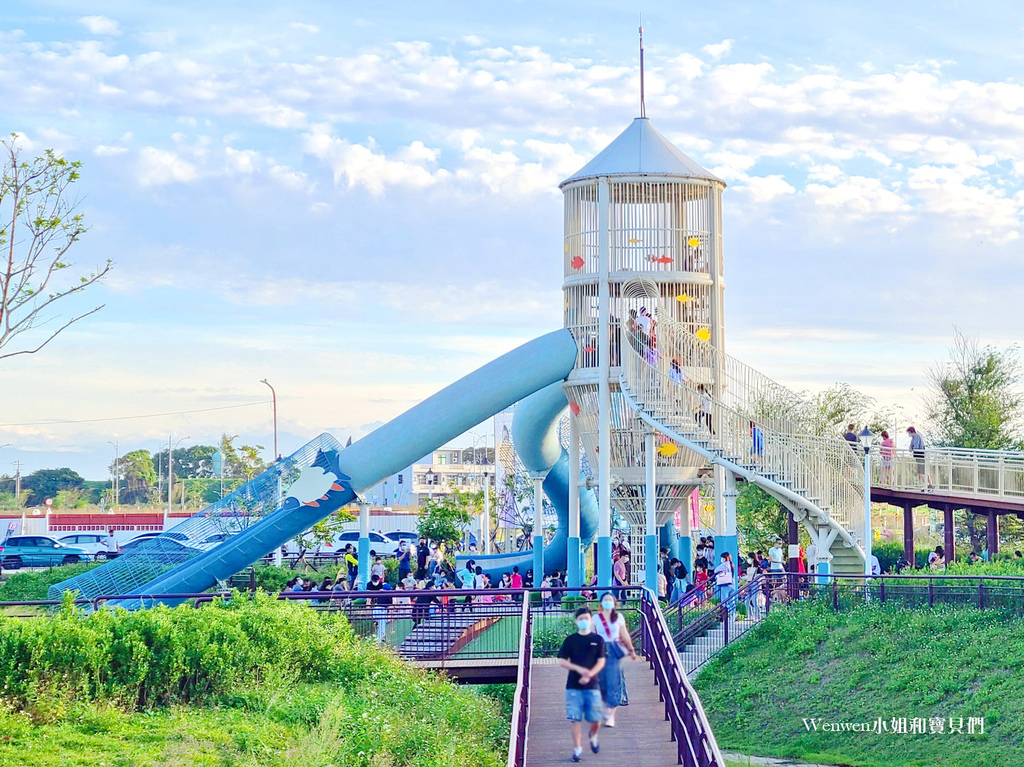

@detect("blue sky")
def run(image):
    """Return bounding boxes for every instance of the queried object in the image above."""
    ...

[1,1,1022,480]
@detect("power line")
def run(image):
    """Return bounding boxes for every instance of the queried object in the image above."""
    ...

[1,400,273,427]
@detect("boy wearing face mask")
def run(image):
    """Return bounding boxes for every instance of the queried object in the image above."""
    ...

[558,606,607,762]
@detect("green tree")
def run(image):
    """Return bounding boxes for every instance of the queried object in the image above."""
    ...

[736,484,789,553]
[0,136,111,361]
[22,467,84,506]
[116,449,158,504]
[291,511,354,568]
[417,494,473,551]
[219,434,267,479]
[926,329,1024,450]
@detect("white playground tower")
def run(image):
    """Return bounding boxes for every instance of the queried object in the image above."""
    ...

[560,116,731,590]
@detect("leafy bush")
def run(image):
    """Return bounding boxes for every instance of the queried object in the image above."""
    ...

[0,561,100,601]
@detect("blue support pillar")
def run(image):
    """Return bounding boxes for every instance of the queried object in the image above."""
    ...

[645,533,659,595]
[715,534,739,580]
[816,558,831,585]
[357,500,370,590]
[567,536,582,588]
[533,535,545,584]
[677,535,692,580]
[597,535,613,588]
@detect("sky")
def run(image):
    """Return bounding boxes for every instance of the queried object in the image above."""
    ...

[1,0,1022,480]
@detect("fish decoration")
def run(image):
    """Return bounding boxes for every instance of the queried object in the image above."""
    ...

[657,443,680,457]
[648,255,673,264]
[569,402,581,416]
[675,294,691,303]
[583,345,596,353]
[628,238,642,243]
[695,327,712,342]
[571,256,585,270]
[687,237,701,248]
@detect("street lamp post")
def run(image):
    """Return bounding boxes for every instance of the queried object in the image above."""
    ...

[859,427,874,579]
[260,379,280,460]
[107,440,119,509]
[167,436,190,520]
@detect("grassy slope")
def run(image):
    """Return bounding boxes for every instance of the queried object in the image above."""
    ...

[692,600,1024,767]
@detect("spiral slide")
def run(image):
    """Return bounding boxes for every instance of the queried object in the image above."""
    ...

[454,381,599,582]
[52,329,598,604]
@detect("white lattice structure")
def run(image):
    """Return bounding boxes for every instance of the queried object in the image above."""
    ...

[560,118,728,586]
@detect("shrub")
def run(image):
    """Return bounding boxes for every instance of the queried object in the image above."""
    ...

[0,561,100,601]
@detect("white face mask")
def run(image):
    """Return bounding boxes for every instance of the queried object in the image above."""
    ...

[601,599,615,611]
[576,618,592,632]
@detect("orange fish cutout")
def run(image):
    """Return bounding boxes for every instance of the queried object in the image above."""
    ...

[687,237,701,248]
[695,327,712,342]
[569,402,581,415]
[628,238,642,243]
[571,256,585,270]
[649,255,673,264]
[583,345,596,353]
[675,294,691,303]
[657,443,680,457]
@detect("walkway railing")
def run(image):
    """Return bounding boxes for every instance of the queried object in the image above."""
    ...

[639,588,726,767]
[620,324,865,543]
[507,594,533,767]
[663,576,769,675]
[871,446,1024,501]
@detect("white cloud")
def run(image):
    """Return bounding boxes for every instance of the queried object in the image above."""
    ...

[303,128,447,195]
[79,16,121,36]
[137,147,198,186]
[740,175,796,203]
[805,176,909,216]
[288,23,320,33]
[702,39,734,60]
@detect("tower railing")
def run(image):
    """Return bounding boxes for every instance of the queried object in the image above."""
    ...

[619,324,865,543]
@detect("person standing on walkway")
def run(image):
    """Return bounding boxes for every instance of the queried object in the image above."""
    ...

[397,540,412,583]
[879,430,895,484]
[743,554,762,620]
[558,606,607,762]
[593,594,638,728]
[714,552,736,618]
[907,427,932,488]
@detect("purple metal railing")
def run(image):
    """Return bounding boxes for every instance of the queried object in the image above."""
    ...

[639,588,725,767]
[507,595,532,767]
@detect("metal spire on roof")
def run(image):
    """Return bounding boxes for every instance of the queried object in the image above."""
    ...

[639,16,646,118]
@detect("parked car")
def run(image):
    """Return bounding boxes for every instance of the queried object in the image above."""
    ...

[0,535,90,568]
[117,536,200,560]
[325,530,402,558]
[123,531,190,546]
[58,533,116,560]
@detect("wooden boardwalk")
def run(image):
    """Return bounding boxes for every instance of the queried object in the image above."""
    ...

[525,658,680,767]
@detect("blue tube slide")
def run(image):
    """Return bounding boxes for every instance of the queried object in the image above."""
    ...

[455,381,598,582]
[110,330,579,603]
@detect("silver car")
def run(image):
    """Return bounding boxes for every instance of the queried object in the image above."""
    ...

[57,533,117,559]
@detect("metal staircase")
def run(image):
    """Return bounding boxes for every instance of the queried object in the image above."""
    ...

[619,318,867,574]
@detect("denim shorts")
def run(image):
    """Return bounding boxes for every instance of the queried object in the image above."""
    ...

[565,688,604,722]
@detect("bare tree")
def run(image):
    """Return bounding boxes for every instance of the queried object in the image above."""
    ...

[0,136,111,360]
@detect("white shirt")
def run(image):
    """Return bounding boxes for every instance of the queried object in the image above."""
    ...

[806,543,818,567]
[768,546,784,570]
[594,611,626,646]
[714,560,734,586]
[870,555,881,576]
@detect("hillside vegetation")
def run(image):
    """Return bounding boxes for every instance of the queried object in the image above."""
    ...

[0,593,507,766]
[693,600,1024,767]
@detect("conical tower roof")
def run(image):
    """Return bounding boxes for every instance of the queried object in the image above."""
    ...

[560,117,723,187]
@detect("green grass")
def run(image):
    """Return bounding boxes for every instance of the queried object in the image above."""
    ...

[692,600,1024,767]
[0,595,508,766]
[0,561,101,601]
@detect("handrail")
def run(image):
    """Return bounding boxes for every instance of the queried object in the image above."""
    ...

[640,587,725,767]
[871,446,1024,501]
[506,592,532,767]
[620,323,865,553]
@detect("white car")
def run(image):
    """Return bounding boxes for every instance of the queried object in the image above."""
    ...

[57,533,116,559]
[323,530,403,558]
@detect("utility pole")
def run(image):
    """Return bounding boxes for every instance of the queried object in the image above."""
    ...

[13,460,21,504]
[260,379,280,460]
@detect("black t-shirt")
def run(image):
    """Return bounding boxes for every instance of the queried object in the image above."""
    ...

[558,631,606,690]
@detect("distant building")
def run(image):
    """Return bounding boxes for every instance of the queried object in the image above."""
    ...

[411,448,495,506]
